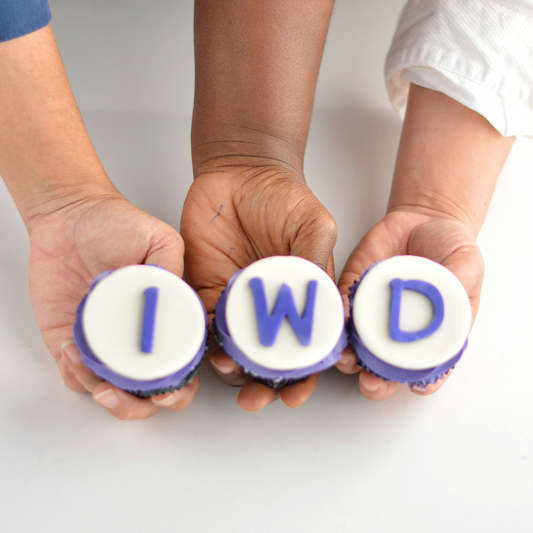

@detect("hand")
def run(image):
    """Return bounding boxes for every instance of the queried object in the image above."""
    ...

[181,167,337,411]
[337,210,483,400]
[28,191,199,420]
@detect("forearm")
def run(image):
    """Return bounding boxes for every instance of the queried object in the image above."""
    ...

[388,84,515,236]
[0,24,117,230]
[192,0,335,177]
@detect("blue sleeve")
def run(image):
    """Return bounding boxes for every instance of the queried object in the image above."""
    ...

[0,0,52,43]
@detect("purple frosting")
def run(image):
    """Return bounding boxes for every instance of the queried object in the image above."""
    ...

[214,271,347,383]
[73,268,207,394]
[347,268,467,387]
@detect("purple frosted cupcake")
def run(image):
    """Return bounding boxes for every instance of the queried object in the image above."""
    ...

[214,256,347,388]
[348,255,471,387]
[74,265,207,398]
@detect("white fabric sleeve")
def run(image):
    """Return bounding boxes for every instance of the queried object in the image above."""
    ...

[385,0,533,138]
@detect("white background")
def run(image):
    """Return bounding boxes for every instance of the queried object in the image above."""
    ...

[1,1,532,531]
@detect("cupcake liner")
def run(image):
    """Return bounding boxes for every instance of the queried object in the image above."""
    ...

[120,360,204,398]
[74,267,208,397]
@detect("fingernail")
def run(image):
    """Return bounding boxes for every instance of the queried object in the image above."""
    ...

[94,389,120,409]
[153,394,177,406]
[411,384,427,392]
[361,380,380,392]
[61,340,81,363]
[211,359,235,375]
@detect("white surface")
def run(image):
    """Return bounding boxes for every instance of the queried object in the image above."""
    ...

[353,256,471,370]
[225,256,344,371]
[0,1,532,532]
[83,265,205,380]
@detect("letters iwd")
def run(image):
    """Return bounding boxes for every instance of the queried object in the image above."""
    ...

[248,278,317,347]
[388,279,444,343]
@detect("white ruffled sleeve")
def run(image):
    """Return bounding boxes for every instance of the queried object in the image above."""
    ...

[385,0,533,138]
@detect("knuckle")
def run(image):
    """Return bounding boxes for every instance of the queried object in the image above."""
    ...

[319,211,338,237]
[307,209,338,240]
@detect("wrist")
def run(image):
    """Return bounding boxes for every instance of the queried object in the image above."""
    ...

[189,164,306,206]
[388,85,514,236]
[387,190,478,237]
[15,174,121,234]
[191,122,306,179]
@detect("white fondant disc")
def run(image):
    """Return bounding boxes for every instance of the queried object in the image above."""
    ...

[352,256,471,370]
[82,265,205,380]
[225,256,345,371]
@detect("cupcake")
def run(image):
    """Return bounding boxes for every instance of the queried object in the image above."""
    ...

[214,256,347,388]
[348,255,471,387]
[74,265,208,398]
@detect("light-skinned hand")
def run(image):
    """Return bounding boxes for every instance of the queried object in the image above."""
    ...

[336,210,483,400]
[28,192,199,420]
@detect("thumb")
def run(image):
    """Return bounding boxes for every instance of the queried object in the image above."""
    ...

[337,218,410,308]
[290,206,338,280]
[144,221,186,279]
[409,218,484,325]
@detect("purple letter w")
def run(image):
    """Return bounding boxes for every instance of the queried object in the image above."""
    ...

[248,277,317,347]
